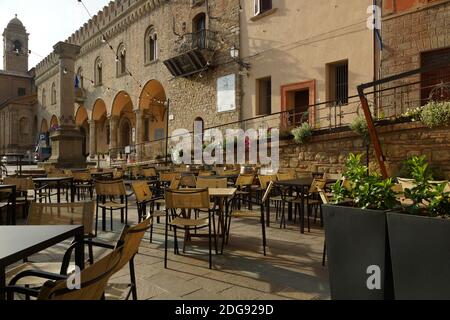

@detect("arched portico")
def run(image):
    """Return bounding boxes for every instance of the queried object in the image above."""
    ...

[91,99,109,157]
[111,91,135,150]
[138,80,167,160]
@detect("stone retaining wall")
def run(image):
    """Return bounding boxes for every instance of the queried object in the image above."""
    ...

[279,122,450,179]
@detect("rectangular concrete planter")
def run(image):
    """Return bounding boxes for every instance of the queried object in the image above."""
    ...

[387,213,450,300]
[323,204,394,300]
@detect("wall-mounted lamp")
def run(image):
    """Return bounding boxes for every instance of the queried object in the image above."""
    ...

[229,45,250,70]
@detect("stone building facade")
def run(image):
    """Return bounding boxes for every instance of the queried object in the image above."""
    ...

[379,0,450,116]
[0,16,37,157]
[34,0,241,164]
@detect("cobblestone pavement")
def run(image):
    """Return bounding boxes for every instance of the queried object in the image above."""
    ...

[5,170,330,300]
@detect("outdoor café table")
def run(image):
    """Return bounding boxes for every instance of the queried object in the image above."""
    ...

[33,177,75,203]
[0,225,85,300]
[0,154,24,176]
[209,188,237,253]
[0,185,16,225]
[275,178,314,233]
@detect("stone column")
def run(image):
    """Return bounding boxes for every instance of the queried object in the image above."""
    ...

[89,120,96,159]
[135,110,144,161]
[48,42,86,168]
[109,116,119,150]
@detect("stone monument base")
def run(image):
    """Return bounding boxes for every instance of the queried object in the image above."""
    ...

[48,127,87,169]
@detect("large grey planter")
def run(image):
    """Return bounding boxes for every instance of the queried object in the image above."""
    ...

[323,204,394,300]
[387,212,450,300]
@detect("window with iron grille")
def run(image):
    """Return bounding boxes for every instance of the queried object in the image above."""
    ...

[335,63,348,104]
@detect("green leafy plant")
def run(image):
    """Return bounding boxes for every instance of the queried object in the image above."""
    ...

[350,117,370,142]
[291,123,312,145]
[401,106,424,122]
[332,153,400,210]
[402,155,450,217]
[420,101,450,128]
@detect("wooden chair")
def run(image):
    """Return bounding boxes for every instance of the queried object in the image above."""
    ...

[397,177,417,191]
[225,182,271,256]
[0,186,14,225]
[258,174,282,221]
[234,174,256,209]
[277,171,296,181]
[4,247,124,300]
[164,189,216,269]
[131,182,164,243]
[94,180,130,235]
[141,168,157,179]
[5,202,96,287]
[6,217,152,301]
[196,178,228,189]
[198,171,213,177]
[180,174,197,188]
[72,171,94,200]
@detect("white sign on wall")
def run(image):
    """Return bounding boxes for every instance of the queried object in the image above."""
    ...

[217,74,236,113]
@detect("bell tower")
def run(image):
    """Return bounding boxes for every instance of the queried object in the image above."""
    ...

[3,14,29,73]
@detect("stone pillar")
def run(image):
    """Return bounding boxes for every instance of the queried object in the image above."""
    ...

[89,120,96,159]
[135,110,144,161]
[109,116,119,150]
[48,41,86,168]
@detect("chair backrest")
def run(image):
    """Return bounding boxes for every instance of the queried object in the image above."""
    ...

[309,179,327,194]
[180,174,197,188]
[262,181,275,203]
[131,182,153,203]
[165,189,210,210]
[277,172,296,181]
[196,177,228,189]
[323,173,343,181]
[169,178,181,190]
[142,168,157,178]
[113,217,152,273]
[113,169,124,180]
[198,171,213,177]
[236,174,255,187]
[220,170,240,177]
[342,179,353,191]
[72,171,91,182]
[397,177,417,191]
[3,177,34,192]
[38,247,123,300]
[27,202,95,236]
[94,180,127,197]
[160,172,180,183]
[317,188,329,204]
[130,167,141,178]
[259,175,277,190]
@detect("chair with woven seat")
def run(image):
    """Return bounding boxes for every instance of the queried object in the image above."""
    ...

[131,182,164,243]
[317,188,329,267]
[0,186,14,225]
[258,174,281,221]
[164,189,216,269]
[225,182,272,256]
[94,180,131,235]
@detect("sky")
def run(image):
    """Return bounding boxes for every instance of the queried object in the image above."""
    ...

[0,0,109,70]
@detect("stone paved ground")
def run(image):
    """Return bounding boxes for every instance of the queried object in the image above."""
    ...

[6,171,330,300]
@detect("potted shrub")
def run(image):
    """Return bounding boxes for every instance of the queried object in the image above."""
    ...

[291,123,312,145]
[387,156,450,300]
[323,153,399,300]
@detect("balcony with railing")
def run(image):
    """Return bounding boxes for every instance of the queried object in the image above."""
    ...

[164,29,219,78]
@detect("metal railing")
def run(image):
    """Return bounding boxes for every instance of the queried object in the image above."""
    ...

[177,29,218,54]
[107,74,450,167]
